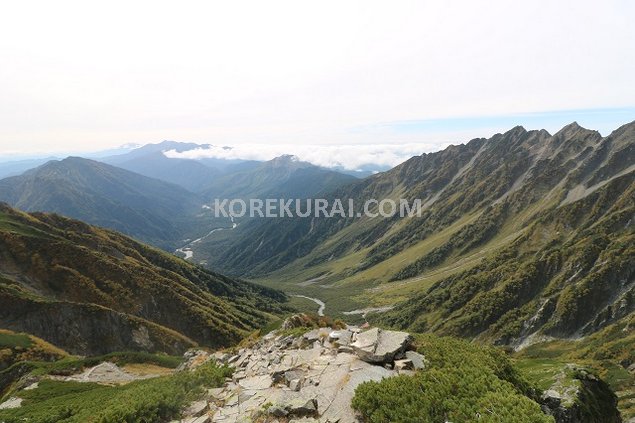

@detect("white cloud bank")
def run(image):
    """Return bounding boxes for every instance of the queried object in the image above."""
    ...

[164,143,446,171]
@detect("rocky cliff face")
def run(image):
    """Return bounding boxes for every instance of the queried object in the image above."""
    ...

[540,365,622,423]
[0,295,195,356]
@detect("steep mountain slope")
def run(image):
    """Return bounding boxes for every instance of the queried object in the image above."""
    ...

[0,157,204,249]
[198,155,357,200]
[173,156,358,265]
[213,122,634,348]
[0,204,287,355]
[0,158,59,179]
[113,152,221,192]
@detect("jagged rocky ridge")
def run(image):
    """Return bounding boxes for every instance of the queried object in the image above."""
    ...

[201,122,634,348]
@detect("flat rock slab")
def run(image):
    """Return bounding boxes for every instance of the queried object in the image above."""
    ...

[350,328,413,363]
[238,374,272,390]
[184,400,209,417]
[0,397,22,410]
[62,362,139,384]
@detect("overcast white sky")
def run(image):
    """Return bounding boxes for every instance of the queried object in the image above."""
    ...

[1,0,634,157]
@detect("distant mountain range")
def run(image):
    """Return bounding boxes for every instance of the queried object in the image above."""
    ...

[0,204,287,355]
[0,140,382,184]
[0,157,203,249]
[102,141,362,193]
[0,153,357,253]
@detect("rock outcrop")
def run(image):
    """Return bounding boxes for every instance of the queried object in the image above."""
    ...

[349,327,412,364]
[176,323,420,422]
[540,365,622,423]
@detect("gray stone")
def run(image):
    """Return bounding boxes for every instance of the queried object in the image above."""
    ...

[405,351,426,369]
[212,351,229,363]
[201,324,418,423]
[303,329,321,342]
[285,369,305,385]
[329,330,353,346]
[238,390,255,403]
[289,378,302,391]
[23,382,39,391]
[268,405,289,417]
[238,374,272,390]
[207,387,224,398]
[272,366,296,384]
[182,416,210,423]
[394,359,413,371]
[183,400,208,417]
[543,389,562,400]
[232,370,246,381]
[234,352,251,368]
[64,362,137,384]
[350,328,413,363]
[287,398,319,417]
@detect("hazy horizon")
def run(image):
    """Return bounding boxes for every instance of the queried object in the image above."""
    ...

[2,114,634,172]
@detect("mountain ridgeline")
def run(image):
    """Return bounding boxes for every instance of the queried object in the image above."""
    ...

[206,121,634,349]
[0,153,358,255]
[0,204,287,355]
[0,157,203,249]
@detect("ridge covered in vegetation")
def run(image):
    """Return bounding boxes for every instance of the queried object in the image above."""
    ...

[0,204,288,356]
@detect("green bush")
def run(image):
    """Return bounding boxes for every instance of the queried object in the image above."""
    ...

[352,335,552,423]
[0,362,232,423]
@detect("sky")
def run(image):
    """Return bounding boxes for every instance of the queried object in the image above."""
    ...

[1,0,634,160]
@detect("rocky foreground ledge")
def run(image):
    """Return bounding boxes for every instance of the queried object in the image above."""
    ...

[174,319,425,423]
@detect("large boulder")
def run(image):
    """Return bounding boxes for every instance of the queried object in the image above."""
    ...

[350,328,413,363]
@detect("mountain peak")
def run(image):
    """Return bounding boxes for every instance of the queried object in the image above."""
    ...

[554,121,596,137]
[272,154,300,162]
[266,154,308,169]
[499,125,528,138]
[61,156,90,163]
